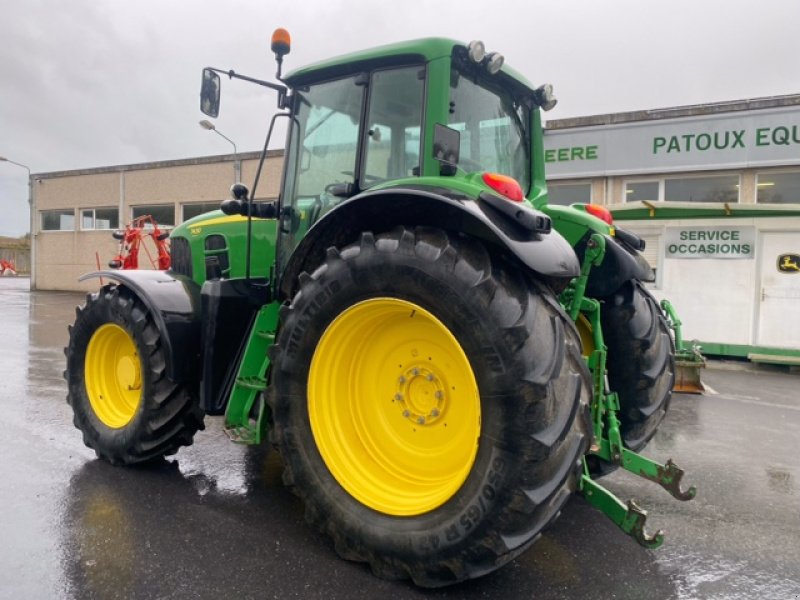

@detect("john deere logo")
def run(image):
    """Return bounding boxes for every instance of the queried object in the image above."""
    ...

[777,253,800,273]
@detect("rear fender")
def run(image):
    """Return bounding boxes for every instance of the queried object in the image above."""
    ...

[79,270,202,382]
[574,232,654,298]
[280,187,580,298]
[540,204,653,296]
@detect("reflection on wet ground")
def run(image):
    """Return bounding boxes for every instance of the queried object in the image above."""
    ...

[1,277,799,599]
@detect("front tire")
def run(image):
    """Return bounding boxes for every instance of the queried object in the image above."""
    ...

[269,227,591,587]
[65,285,204,464]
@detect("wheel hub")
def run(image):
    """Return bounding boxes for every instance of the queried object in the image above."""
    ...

[395,367,445,425]
[116,356,142,392]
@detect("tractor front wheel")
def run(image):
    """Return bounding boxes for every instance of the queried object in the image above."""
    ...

[65,285,204,464]
[268,227,591,587]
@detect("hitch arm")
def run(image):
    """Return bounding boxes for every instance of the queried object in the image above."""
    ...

[624,453,697,501]
[594,439,697,502]
[581,471,664,549]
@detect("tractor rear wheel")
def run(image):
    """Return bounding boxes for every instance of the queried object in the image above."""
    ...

[268,227,591,587]
[601,280,675,451]
[65,285,204,464]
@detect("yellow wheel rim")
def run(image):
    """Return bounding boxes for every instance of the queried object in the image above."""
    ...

[308,298,481,516]
[85,323,142,428]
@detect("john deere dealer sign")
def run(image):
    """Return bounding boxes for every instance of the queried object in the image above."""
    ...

[664,226,755,259]
[544,105,800,178]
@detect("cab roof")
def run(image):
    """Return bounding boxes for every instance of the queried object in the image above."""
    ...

[284,37,534,90]
[285,38,456,85]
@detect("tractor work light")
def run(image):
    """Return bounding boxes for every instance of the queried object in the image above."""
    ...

[482,172,524,202]
[467,40,486,63]
[486,52,504,75]
[464,41,503,75]
[535,83,558,111]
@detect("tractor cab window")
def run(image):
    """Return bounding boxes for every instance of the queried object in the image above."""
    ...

[279,67,425,276]
[361,66,425,188]
[279,75,365,268]
[290,75,364,204]
[448,67,530,193]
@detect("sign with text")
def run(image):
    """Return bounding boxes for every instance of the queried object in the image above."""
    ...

[544,105,800,178]
[664,226,755,259]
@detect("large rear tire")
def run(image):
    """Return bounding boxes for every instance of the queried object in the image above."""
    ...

[268,227,591,587]
[600,280,674,451]
[65,285,204,465]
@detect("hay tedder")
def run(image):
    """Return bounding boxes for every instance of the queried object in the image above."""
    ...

[107,215,170,271]
[66,31,699,587]
[0,259,17,276]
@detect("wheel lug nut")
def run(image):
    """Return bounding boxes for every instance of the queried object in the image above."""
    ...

[416,416,425,424]
[402,410,411,418]
[435,391,443,399]
[430,408,440,417]
[426,373,434,381]
[398,376,406,384]
[395,393,403,401]
[411,368,420,376]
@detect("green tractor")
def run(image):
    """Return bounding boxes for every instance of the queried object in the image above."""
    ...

[65,30,693,587]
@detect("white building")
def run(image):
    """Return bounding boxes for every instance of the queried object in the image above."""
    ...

[544,94,800,363]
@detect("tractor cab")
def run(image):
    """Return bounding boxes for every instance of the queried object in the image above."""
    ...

[190,35,565,294]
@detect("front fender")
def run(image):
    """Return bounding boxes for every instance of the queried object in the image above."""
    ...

[79,270,202,382]
[280,186,580,298]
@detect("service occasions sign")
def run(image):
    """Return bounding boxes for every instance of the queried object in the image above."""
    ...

[664,226,755,259]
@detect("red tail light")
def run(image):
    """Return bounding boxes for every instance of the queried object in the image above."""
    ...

[585,203,613,225]
[482,172,524,202]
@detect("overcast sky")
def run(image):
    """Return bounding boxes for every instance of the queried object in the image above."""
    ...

[1,0,798,236]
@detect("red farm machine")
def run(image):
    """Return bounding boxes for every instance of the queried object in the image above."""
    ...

[107,215,170,271]
[0,259,17,276]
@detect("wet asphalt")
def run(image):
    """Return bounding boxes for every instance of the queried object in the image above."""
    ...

[1,276,799,600]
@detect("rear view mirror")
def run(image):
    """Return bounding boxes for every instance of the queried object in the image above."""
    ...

[200,68,221,118]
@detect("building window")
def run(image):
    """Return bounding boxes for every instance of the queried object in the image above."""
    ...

[548,183,591,205]
[756,171,800,204]
[41,209,75,231]
[132,204,174,227]
[625,180,660,202]
[81,208,119,230]
[664,175,739,203]
[182,202,221,222]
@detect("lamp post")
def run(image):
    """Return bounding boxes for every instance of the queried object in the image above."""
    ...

[0,156,33,286]
[199,120,240,183]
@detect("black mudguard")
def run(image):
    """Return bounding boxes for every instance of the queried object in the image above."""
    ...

[79,270,202,383]
[573,230,654,298]
[280,185,580,298]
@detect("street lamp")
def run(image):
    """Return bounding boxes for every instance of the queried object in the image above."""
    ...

[199,120,240,183]
[0,156,33,286]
